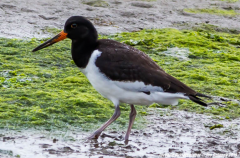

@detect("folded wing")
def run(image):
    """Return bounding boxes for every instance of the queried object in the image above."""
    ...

[96,39,209,106]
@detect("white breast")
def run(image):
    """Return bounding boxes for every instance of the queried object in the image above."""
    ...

[79,50,189,106]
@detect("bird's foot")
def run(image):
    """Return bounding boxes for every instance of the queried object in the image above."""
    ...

[124,139,129,145]
[87,131,102,139]
[124,135,130,145]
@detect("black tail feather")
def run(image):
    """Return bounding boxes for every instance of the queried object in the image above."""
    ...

[188,95,208,106]
[196,93,212,99]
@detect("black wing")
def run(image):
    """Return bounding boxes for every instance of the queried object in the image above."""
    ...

[96,39,209,106]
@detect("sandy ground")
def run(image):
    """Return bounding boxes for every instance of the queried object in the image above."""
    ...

[0,0,240,38]
[1,0,240,157]
[1,108,240,158]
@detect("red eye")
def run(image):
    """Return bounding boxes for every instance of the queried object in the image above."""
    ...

[71,24,77,28]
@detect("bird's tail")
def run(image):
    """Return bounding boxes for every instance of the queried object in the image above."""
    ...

[188,93,211,107]
[196,93,212,99]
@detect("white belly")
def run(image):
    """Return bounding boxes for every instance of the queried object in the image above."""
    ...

[80,50,189,106]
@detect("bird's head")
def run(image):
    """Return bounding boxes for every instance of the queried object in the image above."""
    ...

[32,16,98,52]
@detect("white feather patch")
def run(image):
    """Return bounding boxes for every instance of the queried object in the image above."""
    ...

[79,50,189,106]
[114,81,163,93]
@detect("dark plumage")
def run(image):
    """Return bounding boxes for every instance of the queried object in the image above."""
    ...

[95,39,209,106]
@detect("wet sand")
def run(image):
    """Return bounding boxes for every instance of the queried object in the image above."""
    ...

[1,109,240,158]
[0,0,240,38]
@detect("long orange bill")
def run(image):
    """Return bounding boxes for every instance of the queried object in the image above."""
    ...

[32,30,67,52]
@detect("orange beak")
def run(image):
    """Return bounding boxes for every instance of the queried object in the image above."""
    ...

[32,30,67,52]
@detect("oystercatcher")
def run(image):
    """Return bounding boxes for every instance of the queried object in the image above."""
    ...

[32,16,210,141]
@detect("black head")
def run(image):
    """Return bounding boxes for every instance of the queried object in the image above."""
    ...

[64,16,98,41]
[32,16,98,52]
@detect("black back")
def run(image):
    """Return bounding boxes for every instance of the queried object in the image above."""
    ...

[95,39,209,106]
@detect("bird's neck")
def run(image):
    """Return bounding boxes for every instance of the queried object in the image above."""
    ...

[71,39,98,68]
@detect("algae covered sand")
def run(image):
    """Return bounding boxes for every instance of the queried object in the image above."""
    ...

[1,0,240,157]
[184,8,240,16]
[0,37,147,130]
[1,27,240,130]
[1,27,240,158]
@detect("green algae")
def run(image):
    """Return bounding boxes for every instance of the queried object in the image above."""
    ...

[221,0,239,2]
[210,124,224,130]
[0,27,240,130]
[191,23,240,34]
[184,8,240,16]
[82,0,109,8]
[0,37,146,130]
[43,27,63,35]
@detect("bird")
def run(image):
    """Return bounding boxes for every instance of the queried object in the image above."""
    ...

[32,16,210,142]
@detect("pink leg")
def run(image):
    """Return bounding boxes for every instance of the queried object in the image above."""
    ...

[125,104,137,142]
[88,105,121,139]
